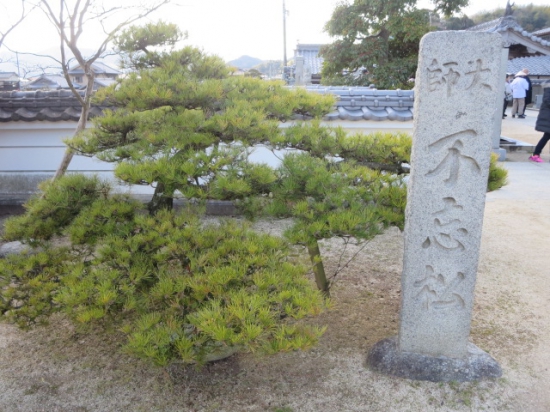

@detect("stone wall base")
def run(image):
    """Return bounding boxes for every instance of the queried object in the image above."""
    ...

[367,336,502,382]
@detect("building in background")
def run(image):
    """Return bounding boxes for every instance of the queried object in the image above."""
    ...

[468,4,550,103]
[468,13,550,59]
[0,72,20,91]
[26,74,79,90]
[67,61,120,89]
[288,44,325,85]
[23,61,121,91]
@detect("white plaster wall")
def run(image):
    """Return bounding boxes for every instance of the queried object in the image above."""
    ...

[0,121,113,172]
[0,119,413,202]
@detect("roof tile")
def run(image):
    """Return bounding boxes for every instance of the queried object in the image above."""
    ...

[0,87,416,123]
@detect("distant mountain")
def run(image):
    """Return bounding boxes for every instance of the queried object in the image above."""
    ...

[227,55,263,70]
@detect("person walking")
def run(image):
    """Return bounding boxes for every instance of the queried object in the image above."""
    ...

[529,88,550,163]
[510,71,529,118]
[520,68,532,116]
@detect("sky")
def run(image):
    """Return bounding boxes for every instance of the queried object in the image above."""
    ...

[1,0,549,74]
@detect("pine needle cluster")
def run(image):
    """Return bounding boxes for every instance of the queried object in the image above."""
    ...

[62,40,412,296]
[3,174,110,245]
[487,153,508,192]
[0,176,326,366]
[67,46,335,213]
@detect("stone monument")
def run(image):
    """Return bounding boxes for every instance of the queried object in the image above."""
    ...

[367,31,503,382]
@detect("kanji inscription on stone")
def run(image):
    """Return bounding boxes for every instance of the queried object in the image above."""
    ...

[367,32,503,382]
[398,31,503,358]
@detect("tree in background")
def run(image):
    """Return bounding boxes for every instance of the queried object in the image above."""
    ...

[244,68,263,78]
[320,0,469,89]
[35,0,172,180]
[443,14,475,30]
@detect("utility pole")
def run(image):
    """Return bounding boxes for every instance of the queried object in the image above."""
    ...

[16,51,21,90]
[283,0,287,67]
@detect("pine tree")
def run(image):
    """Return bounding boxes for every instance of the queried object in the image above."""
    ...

[65,23,410,296]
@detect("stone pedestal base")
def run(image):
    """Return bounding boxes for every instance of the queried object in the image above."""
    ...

[367,336,502,382]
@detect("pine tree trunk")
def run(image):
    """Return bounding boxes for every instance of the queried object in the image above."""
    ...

[307,238,330,297]
[147,182,174,214]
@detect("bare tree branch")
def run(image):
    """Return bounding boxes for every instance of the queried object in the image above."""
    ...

[0,46,63,78]
[3,44,63,65]
[34,0,172,180]
[0,0,37,49]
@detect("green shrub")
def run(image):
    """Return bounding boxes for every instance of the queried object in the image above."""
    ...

[0,192,326,366]
[0,246,75,328]
[487,153,508,192]
[66,194,142,245]
[2,174,110,245]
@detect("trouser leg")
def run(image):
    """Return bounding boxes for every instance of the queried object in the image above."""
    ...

[511,99,518,115]
[534,132,550,156]
[517,98,525,116]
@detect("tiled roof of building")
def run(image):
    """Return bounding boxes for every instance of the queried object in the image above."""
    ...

[467,16,550,49]
[468,17,513,33]
[0,87,414,123]
[26,74,80,90]
[68,61,121,75]
[0,90,106,122]
[0,72,19,81]
[532,27,550,38]
[304,86,414,121]
[507,55,550,76]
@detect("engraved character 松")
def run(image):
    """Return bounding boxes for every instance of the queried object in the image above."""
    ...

[414,265,466,310]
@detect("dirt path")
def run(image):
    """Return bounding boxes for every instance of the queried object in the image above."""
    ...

[481,200,550,410]
[1,160,549,411]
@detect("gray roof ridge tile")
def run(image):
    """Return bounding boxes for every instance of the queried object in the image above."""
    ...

[0,87,415,122]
